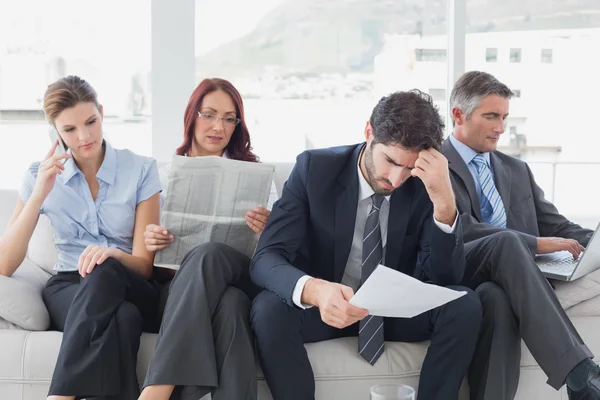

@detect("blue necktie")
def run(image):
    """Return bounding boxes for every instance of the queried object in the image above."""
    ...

[472,154,507,228]
[358,194,385,365]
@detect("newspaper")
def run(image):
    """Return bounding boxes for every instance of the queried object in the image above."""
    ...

[154,155,275,270]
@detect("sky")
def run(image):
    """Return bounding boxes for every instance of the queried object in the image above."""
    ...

[195,0,286,55]
[0,0,288,64]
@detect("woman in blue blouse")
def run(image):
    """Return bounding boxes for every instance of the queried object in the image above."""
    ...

[0,76,162,400]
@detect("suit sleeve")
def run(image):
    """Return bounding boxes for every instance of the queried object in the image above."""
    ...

[448,171,538,254]
[459,212,538,255]
[417,212,466,286]
[250,152,312,307]
[528,164,594,246]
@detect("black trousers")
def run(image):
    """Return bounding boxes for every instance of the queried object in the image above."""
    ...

[42,258,158,399]
[251,286,482,400]
[144,242,260,400]
[464,231,593,399]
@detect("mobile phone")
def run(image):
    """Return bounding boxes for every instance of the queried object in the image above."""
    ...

[48,126,66,155]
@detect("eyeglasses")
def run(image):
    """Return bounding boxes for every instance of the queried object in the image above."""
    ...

[197,112,241,127]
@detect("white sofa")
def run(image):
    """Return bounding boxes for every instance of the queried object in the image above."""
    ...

[2,163,600,400]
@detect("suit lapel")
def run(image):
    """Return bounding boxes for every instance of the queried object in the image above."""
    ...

[333,144,362,283]
[490,152,512,215]
[443,139,483,221]
[384,180,412,269]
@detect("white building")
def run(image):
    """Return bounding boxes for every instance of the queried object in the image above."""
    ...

[374,28,600,162]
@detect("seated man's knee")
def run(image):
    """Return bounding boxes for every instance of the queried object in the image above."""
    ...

[491,231,528,253]
[487,231,539,276]
[251,290,292,338]
[444,286,483,332]
[476,281,512,312]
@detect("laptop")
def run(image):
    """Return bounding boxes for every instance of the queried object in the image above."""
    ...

[536,223,600,281]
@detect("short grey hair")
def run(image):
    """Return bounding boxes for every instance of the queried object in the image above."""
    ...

[449,71,513,126]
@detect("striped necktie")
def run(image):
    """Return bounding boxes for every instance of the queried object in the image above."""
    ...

[472,154,507,228]
[358,194,385,365]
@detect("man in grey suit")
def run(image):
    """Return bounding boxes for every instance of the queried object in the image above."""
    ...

[443,71,599,400]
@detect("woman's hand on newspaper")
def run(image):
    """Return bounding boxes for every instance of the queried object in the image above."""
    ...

[144,224,174,252]
[245,207,270,235]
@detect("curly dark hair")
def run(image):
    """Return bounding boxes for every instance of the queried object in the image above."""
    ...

[369,89,445,151]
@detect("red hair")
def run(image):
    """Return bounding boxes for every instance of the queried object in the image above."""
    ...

[176,78,258,162]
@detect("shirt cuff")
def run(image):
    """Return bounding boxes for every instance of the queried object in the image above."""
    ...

[292,275,314,309]
[433,213,458,234]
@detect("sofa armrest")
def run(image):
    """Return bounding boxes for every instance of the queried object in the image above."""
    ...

[0,258,51,331]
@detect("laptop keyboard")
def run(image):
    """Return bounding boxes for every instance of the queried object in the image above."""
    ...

[537,252,579,276]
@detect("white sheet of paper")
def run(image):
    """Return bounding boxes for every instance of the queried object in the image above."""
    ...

[349,265,467,318]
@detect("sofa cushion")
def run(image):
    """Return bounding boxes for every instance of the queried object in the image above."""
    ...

[10,320,597,399]
[271,162,294,197]
[0,317,20,330]
[0,189,57,275]
[566,295,600,318]
[0,189,19,232]
[554,268,600,311]
[0,258,51,331]
[1,330,468,399]
[27,214,58,276]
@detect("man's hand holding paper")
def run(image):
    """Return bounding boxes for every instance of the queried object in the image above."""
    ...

[349,265,467,318]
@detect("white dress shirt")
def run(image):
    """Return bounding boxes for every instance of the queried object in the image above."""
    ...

[292,154,457,308]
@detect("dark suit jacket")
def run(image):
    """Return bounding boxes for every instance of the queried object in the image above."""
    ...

[442,137,593,256]
[250,143,466,307]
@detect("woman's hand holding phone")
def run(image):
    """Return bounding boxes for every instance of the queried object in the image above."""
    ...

[32,140,71,201]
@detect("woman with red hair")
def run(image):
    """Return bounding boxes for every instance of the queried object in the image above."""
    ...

[139,78,276,400]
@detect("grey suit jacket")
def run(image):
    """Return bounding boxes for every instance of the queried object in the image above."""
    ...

[442,137,593,255]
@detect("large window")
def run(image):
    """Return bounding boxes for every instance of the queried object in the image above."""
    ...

[196,0,449,162]
[3,0,599,225]
[465,0,600,222]
[0,0,151,190]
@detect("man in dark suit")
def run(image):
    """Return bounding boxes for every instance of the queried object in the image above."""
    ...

[443,70,599,400]
[250,90,483,400]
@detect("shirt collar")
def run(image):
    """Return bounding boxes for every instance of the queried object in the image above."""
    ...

[449,134,491,167]
[60,148,78,184]
[61,140,116,186]
[357,147,391,203]
[96,141,116,185]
